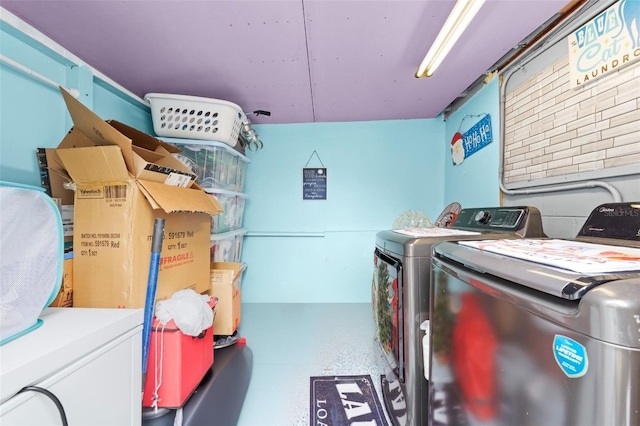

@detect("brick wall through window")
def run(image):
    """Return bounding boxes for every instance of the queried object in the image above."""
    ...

[503,57,640,184]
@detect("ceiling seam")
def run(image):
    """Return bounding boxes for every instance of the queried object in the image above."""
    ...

[301,0,316,122]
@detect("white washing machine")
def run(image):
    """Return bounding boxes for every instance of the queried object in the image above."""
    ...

[430,202,640,425]
[372,206,545,426]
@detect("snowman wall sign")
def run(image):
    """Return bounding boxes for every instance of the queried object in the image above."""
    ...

[450,114,493,166]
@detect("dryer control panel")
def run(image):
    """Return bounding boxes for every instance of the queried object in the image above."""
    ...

[453,206,544,237]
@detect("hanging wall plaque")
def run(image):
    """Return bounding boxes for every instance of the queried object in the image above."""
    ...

[303,151,327,200]
[303,168,327,200]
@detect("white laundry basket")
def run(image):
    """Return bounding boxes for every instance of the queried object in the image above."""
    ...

[144,93,245,146]
[0,181,63,346]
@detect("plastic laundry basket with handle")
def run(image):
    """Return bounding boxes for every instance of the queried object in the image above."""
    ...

[144,93,245,146]
[0,181,64,345]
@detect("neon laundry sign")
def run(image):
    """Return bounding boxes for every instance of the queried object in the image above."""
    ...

[568,0,640,88]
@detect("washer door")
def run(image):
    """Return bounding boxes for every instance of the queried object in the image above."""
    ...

[373,248,403,380]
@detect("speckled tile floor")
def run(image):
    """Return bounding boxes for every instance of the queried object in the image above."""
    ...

[236,303,391,426]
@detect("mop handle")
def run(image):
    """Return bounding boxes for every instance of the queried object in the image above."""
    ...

[142,218,165,382]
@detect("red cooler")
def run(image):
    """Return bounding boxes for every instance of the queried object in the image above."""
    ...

[143,299,215,408]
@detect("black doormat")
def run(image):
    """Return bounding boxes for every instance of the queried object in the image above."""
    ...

[310,374,388,426]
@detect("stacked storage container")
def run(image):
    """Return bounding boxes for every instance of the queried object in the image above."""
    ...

[159,138,249,263]
[161,137,249,340]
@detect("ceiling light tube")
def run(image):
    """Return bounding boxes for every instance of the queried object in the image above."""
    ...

[416,0,486,78]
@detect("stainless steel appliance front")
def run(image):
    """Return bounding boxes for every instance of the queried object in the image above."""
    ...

[372,206,545,426]
[429,202,640,425]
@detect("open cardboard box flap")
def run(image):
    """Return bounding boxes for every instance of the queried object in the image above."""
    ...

[57,146,130,183]
[59,126,101,149]
[108,119,181,154]
[211,262,247,282]
[60,88,137,175]
[57,146,221,214]
[50,126,110,188]
[130,145,196,187]
[59,87,195,186]
[137,179,222,215]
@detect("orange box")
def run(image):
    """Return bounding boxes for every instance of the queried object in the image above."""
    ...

[206,262,245,335]
[142,299,215,408]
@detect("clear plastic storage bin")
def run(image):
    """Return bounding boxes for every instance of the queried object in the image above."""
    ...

[210,229,247,263]
[206,189,247,234]
[160,138,250,192]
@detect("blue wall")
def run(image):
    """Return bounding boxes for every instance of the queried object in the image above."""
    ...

[0,20,152,187]
[93,80,154,134]
[443,77,501,208]
[242,119,444,302]
[0,22,70,186]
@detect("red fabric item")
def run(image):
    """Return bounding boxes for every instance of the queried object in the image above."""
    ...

[451,132,463,146]
[391,277,399,355]
[452,292,497,420]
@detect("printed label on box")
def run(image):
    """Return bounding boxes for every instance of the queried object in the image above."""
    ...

[76,184,128,200]
[78,231,122,258]
[165,172,194,188]
[61,205,74,237]
[77,187,105,199]
[160,229,199,271]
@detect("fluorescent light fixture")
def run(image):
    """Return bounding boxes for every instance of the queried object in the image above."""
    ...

[416,0,486,78]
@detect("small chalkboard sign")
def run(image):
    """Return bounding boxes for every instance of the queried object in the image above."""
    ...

[303,168,327,200]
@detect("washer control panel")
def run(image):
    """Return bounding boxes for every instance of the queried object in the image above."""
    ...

[454,207,527,231]
[578,202,640,241]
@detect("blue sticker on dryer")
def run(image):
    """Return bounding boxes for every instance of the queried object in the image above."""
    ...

[553,334,588,378]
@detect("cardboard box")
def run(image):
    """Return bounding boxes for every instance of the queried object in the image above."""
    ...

[206,262,245,335]
[55,88,223,308]
[142,298,215,408]
[57,89,199,188]
[38,89,203,248]
[49,252,73,308]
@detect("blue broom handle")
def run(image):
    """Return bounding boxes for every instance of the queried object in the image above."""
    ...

[142,218,165,380]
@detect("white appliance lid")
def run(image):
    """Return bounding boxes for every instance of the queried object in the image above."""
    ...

[459,239,640,274]
[393,228,480,238]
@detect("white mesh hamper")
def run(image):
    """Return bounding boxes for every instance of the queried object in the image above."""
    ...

[0,181,63,345]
